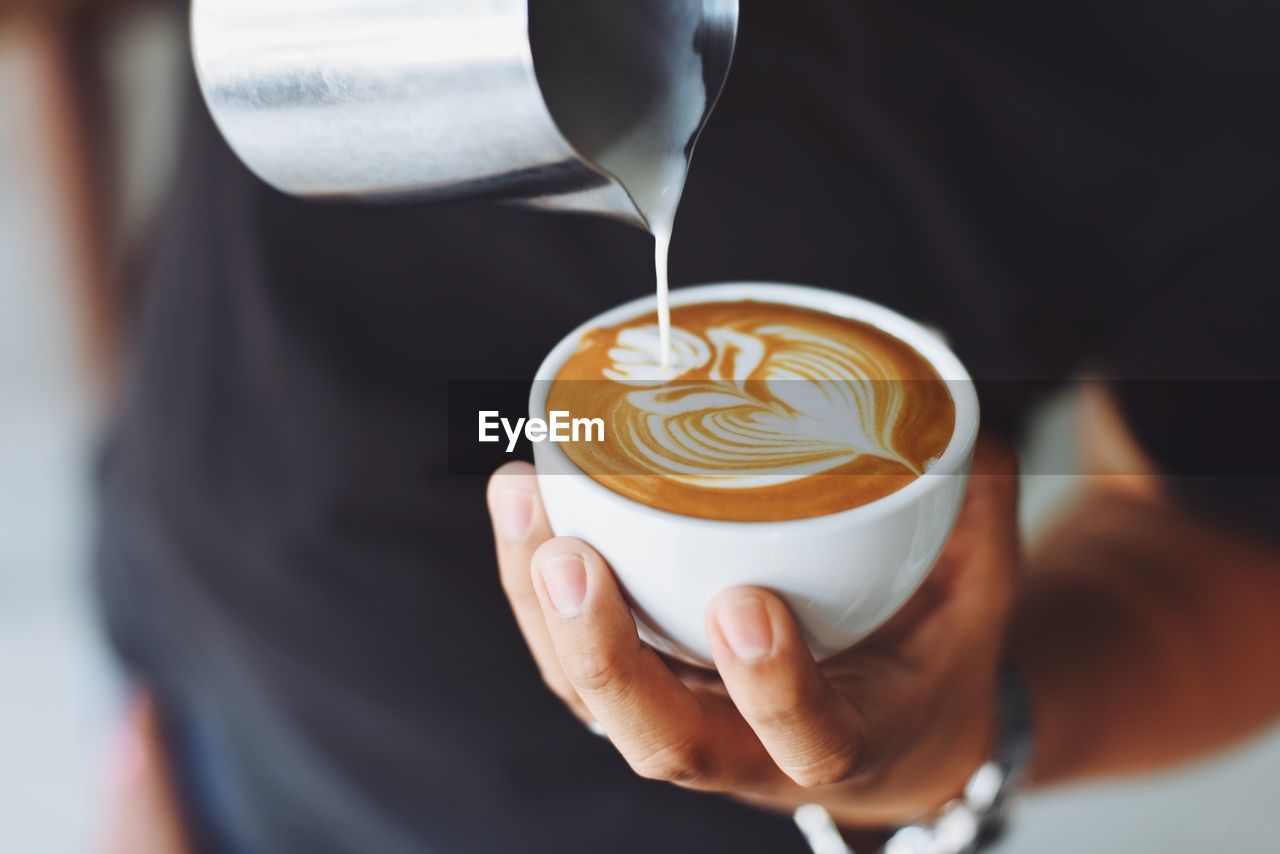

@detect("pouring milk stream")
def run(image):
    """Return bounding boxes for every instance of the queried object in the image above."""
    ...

[193,0,735,367]
[531,0,713,368]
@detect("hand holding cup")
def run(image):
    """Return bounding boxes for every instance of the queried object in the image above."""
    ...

[488,438,1020,825]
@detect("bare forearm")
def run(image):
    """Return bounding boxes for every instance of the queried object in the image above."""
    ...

[1012,485,1280,786]
[12,9,126,383]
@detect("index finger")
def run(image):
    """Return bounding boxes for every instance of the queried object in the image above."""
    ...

[488,463,586,719]
[531,537,767,790]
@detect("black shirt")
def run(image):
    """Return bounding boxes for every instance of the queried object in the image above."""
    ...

[98,2,1280,852]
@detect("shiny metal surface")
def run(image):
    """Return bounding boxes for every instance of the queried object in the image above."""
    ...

[191,0,738,228]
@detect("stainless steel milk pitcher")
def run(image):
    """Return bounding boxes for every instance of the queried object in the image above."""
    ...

[191,0,739,229]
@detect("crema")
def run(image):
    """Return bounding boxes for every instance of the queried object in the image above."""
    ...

[549,301,956,521]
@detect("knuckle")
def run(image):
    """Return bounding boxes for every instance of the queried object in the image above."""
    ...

[559,648,627,695]
[783,743,860,789]
[751,684,815,731]
[629,735,711,786]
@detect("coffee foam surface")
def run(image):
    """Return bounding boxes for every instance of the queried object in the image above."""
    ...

[549,301,956,521]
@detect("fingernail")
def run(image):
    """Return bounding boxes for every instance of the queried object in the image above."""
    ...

[716,596,773,661]
[539,553,587,616]
[493,486,533,539]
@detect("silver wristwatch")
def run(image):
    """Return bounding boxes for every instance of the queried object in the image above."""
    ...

[883,662,1036,854]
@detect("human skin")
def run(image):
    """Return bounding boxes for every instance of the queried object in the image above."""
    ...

[489,417,1280,828]
[20,2,1280,838]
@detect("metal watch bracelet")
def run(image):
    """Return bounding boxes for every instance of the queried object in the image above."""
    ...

[882,661,1037,854]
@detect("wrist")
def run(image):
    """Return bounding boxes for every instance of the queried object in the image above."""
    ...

[884,660,1037,854]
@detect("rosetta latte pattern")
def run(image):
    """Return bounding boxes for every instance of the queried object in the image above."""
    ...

[602,322,917,486]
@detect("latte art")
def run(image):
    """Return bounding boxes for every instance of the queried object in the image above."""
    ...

[550,302,956,521]
[605,323,917,487]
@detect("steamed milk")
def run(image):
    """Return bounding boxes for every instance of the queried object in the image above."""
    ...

[549,302,957,522]
[530,0,709,367]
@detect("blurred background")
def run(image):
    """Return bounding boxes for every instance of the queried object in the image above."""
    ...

[1,7,1278,854]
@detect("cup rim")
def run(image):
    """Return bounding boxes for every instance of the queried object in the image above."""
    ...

[530,282,980,531]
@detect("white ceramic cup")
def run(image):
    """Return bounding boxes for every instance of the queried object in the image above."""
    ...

[531,283,979,664]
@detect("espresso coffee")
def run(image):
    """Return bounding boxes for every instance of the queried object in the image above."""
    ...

[548,301,956,522]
